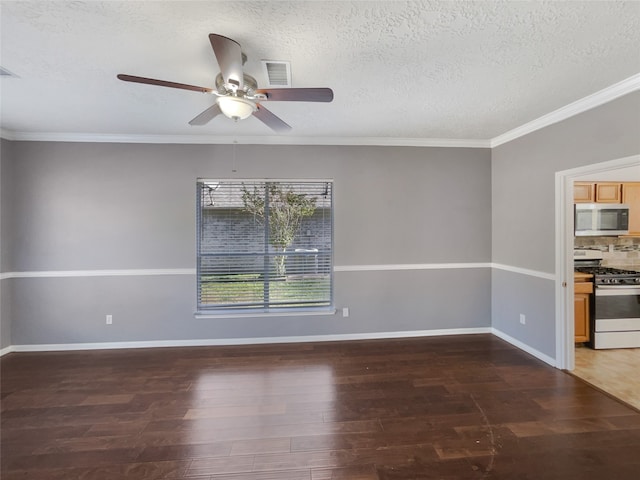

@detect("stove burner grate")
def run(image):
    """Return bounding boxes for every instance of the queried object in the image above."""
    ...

[575,266,639,277]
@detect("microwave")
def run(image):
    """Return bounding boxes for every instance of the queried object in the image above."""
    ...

[575,203,629,236]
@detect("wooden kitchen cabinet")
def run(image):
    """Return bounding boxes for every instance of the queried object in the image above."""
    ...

[574,273,593,343]
[595,182,622,203]
[574,294,590,343]
[574,181,623,203]
[574,182,595,203]
[622,182,640,235]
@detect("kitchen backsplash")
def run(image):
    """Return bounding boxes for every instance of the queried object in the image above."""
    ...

[574,237,640,268]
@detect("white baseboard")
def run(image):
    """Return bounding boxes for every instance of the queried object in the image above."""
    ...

[5,327,492,353]
[491,327,557,367]
[0,345,14,356]
[3,328,557,368]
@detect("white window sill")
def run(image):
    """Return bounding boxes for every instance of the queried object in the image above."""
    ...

[194,308,336,319]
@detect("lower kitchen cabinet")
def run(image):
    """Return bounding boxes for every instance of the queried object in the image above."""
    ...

[574,294,590,343]
[574,273,593,343]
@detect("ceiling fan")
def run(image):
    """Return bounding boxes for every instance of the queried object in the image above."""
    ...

[117,34,334,133]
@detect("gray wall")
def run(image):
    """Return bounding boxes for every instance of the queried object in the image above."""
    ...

[491,91,640,357]
[1,142,491,346]
[1,140,13,349]
[3,90,638,354]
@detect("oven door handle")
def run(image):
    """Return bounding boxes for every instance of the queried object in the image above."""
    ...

[596,286,640,296]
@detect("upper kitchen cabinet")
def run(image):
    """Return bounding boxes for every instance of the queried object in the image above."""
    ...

[595,182,623,203]
[575,182,627,204]
[622,182,640,235]
[574,182,595,203]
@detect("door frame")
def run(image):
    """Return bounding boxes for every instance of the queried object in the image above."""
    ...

[555,154,640,370]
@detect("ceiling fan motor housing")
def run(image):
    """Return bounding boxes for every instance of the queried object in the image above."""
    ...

[215,73,258,97]
[214,73,259,120]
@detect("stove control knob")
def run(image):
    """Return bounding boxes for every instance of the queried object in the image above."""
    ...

[635,277,640,284]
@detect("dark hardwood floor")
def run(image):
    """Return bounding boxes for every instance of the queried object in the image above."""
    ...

[2,334,640,479]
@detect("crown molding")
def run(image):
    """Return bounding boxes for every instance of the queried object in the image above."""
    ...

[490,73,640,148]
[0,131,490,148]
[2,74,638,148]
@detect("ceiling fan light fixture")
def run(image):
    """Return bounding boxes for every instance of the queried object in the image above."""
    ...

[118,34,333,131]
[217,96,256,121]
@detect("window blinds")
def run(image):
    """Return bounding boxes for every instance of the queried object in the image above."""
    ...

[196,180,333,312]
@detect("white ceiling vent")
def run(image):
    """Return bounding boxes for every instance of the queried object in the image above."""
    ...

[261,60,291,88]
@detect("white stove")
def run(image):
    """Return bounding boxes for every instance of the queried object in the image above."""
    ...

[574,249,640,349]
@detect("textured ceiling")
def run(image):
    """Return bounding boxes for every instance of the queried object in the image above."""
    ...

[1,1,639,144]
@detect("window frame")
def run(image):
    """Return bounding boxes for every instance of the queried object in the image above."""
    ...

[195,178,334,317]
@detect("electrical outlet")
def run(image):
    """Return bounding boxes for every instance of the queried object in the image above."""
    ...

[519,314,526,325]
[342,307,350,317]
[106,314,113,325]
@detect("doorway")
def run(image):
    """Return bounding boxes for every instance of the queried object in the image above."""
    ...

[555,154,640,372]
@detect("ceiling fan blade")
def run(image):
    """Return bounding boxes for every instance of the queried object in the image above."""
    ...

[255,88,334,102]
[189,104,222,126]
[252,104,291,133]
[209,34,244,90]
[117,74,213,94]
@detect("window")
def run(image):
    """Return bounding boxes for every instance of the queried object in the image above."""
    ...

[196,179,333,314]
